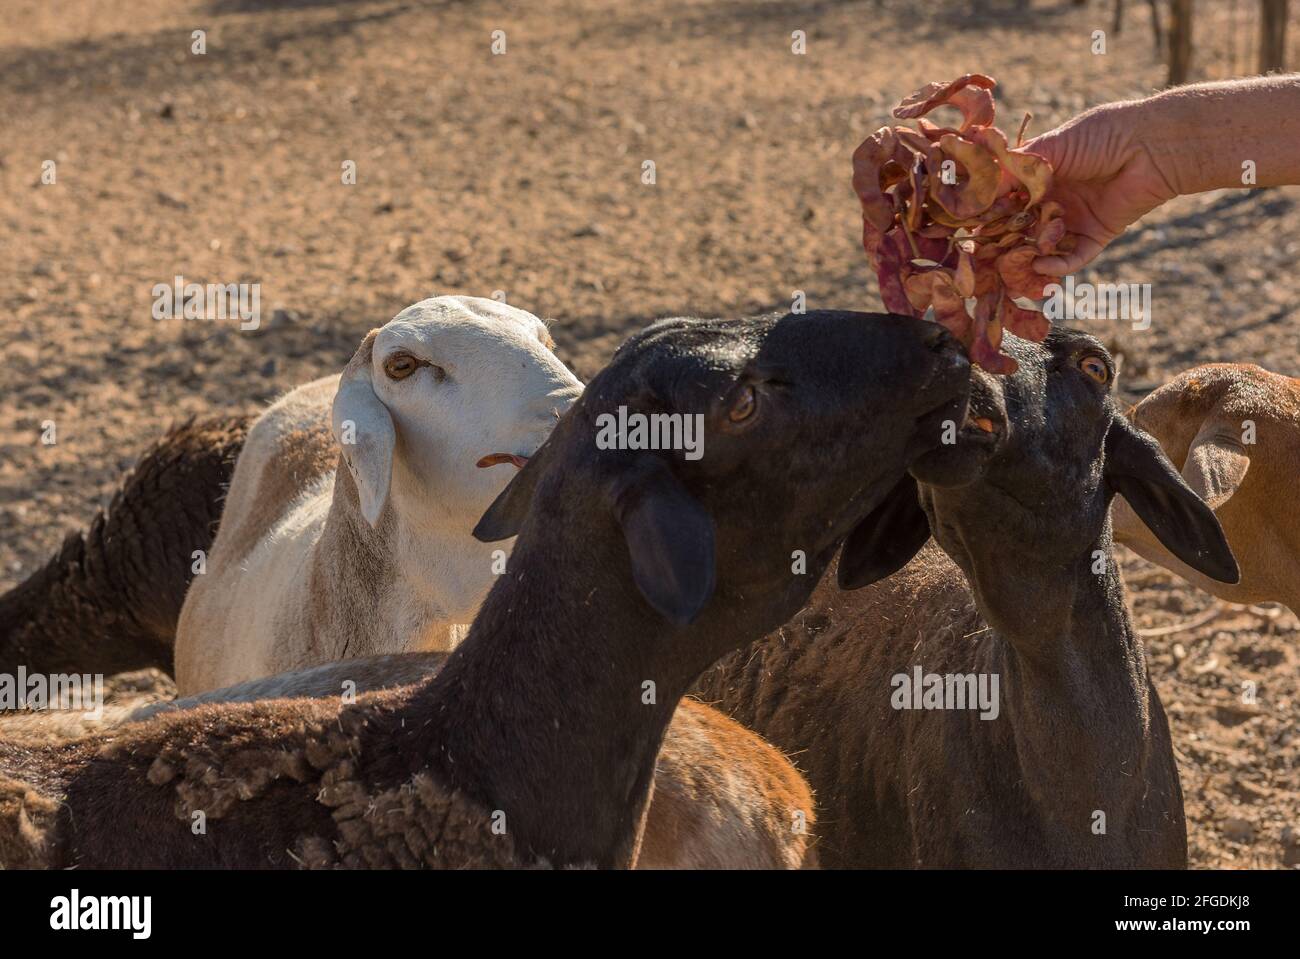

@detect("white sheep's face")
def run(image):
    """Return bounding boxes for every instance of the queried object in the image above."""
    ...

[331,295,582,531]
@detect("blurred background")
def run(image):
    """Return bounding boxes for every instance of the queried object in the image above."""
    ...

[0,0,1296,867]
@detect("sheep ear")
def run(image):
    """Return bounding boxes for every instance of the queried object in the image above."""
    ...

[1181,426,1250,510]
[331,331,396,528]
[837,474,930,589]
[611,456,716,627]
[1106,415,1240,584]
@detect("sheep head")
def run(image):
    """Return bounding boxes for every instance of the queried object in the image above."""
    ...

[331,295,583,531]
[850,329,1239,594]
[475,310,973,644]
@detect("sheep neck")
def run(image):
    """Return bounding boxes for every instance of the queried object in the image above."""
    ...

[315,462,492,655]
[958,523,1142,668]
[952,520,1162,812]
[402,530,709,869]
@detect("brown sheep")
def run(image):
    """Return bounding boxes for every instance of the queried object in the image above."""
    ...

[1113,363,1300,614]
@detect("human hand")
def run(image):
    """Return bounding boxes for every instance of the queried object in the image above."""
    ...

[1021,102,1178,275]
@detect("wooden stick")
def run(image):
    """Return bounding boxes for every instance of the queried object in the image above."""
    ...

[1168,0,1194,86]
[1259,0,1289,73]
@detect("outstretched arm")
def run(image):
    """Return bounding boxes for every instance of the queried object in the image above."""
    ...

[1023,74,1300,275]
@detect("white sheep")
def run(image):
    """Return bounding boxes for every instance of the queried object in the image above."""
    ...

[174,295,582,693]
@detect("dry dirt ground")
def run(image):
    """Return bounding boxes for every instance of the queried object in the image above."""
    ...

[0,0,1296,868]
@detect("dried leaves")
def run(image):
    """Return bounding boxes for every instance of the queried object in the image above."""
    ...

[852,75,1068,373]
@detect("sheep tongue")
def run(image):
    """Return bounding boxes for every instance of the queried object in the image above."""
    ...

[476,453,529,469]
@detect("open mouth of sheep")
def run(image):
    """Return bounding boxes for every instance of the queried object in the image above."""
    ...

[955,370,1006,447]
[959,409,1002,443]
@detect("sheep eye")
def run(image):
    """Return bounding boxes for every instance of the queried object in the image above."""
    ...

[1078,355,1110,384]
[383,354,419,380]
[728,385,757,422]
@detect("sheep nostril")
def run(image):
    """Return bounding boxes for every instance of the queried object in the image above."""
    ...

[922,324,951,352]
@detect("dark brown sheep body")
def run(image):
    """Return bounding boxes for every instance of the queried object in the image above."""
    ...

[0,684,817,869]
[125,652,819,869]
[0,416,251,676]
[700,544,1188,867]
[0,688,520,869]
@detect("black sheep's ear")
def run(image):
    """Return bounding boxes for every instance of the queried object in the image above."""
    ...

[837,474,931,589]
[610,455,716,627]
[473,444,552,542]
[1105,414,1240,584]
